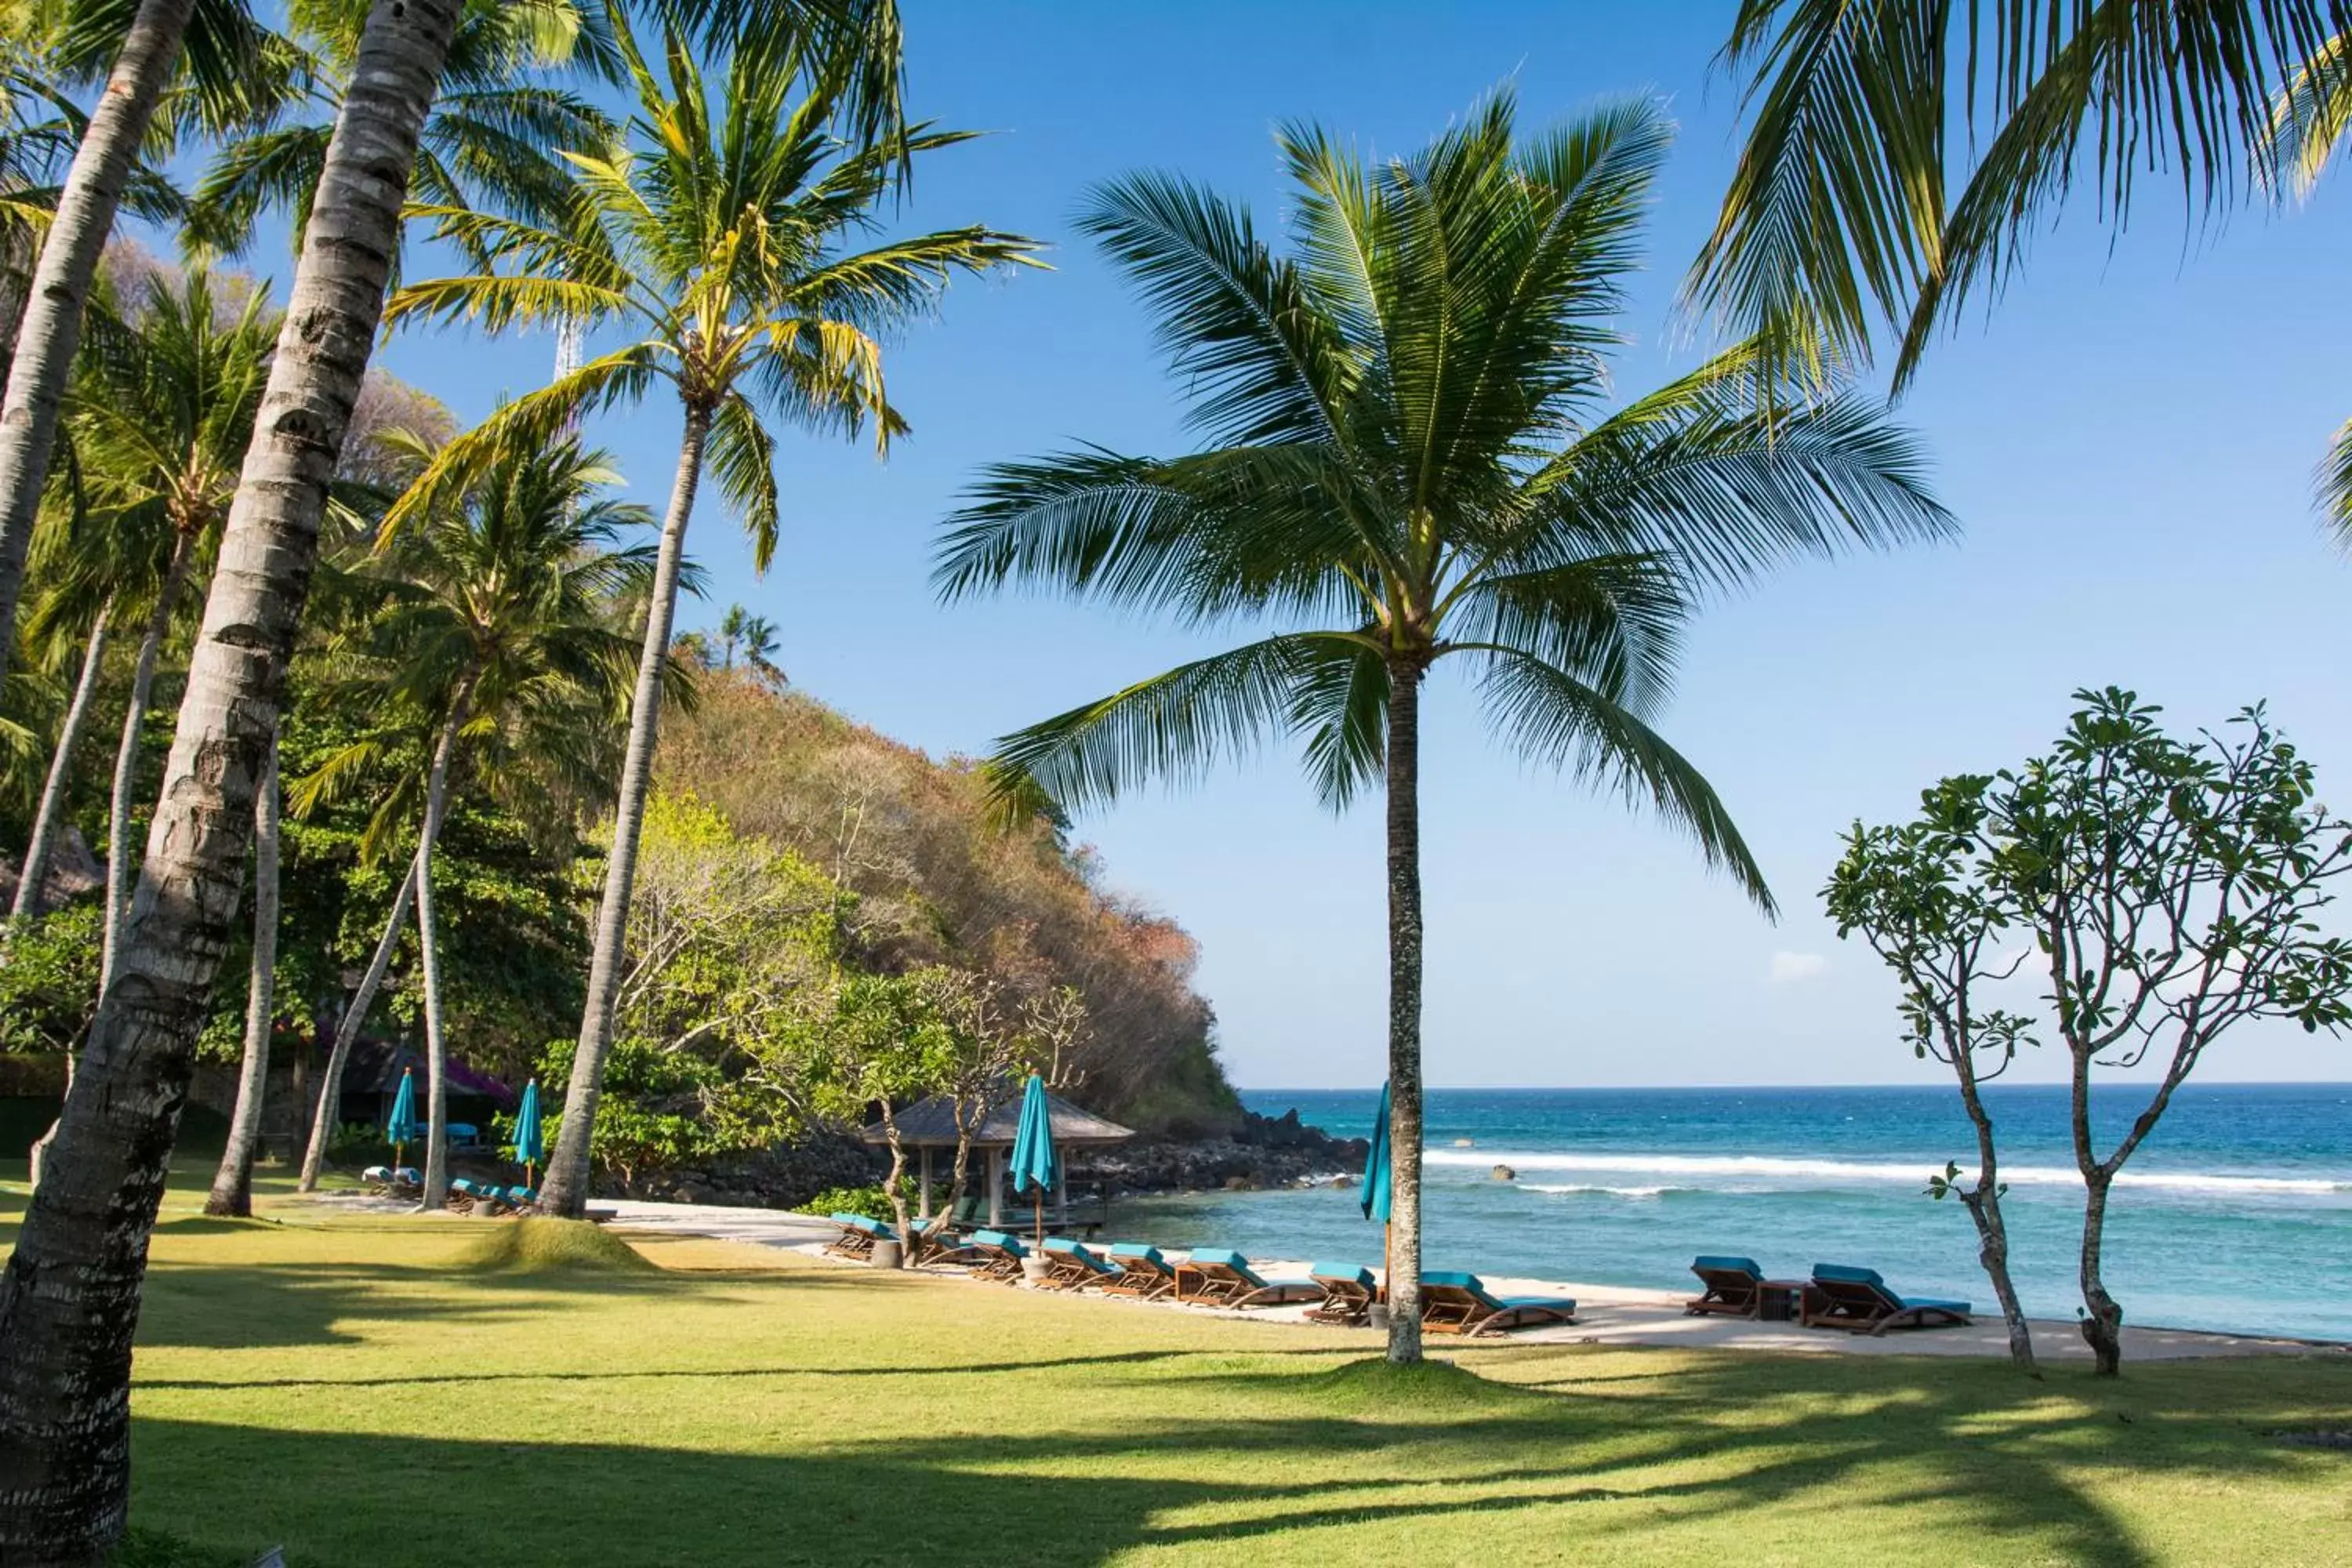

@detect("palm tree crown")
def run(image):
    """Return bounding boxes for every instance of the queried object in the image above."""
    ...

[938,91,1952,1363]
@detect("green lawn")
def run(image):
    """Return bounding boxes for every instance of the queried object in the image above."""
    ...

[3,1164,2347,1567]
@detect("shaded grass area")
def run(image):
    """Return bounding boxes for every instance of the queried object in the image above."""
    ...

[1,1165,2347,1566]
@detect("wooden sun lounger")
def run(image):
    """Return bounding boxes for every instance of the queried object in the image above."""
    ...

[962,1229,1029,1282]
[1100,1244,1178,1301]
[363,1165,423,1198]
[1419,1271,1577,1337]
[1685,1254,1766,1317]
[1801,1264,1972,1334]
[1305,1264,1379,1327]
[1040,1237,1120,1291]
[1173,1249,1324,1309]
[823,1212,892,1261]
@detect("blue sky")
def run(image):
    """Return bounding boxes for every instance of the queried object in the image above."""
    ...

[340,2,2352,1090]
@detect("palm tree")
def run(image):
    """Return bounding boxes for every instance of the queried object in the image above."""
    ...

[185,0,618,263]
[938,94,1952,1364]
[2273,30,2352,535]
[297,432,652,1209]
[1689,2,2352,506]
[714,601,782,682]
[56,267,278,991]
[0,2,469,1555]
[381,7,1038,1217]
[0,0,292,687]
[201,718,278,1217]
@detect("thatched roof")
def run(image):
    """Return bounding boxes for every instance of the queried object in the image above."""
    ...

[862,1089,1134,1149]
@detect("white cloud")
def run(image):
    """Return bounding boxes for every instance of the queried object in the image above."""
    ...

[1769,951,1830,985]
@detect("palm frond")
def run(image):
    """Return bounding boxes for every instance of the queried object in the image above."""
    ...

[708,394,781,571]
[2270,28,2352,196]
[2321,414,2352,550]
[1473,645,1774,915]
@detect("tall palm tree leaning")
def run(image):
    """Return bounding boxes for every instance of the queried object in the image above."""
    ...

[296,432,654,1210]
[202,719,279,1217]
[0,2,467,1558]
[0,0,289,685]
[380,7,1040,1218]
[1689,1,2352,523]
[938,94,1953,1365]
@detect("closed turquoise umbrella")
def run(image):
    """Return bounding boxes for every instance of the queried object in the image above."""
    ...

[1360,1080,1392,1304]
[510,1080,544,1187]
[1008,1073,1059,1243]
[386,1068,420,1169]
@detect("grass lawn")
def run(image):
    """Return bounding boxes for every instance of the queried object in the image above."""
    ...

[3,1164,2347,1567]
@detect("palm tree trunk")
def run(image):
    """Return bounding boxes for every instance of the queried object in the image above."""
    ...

[98,530,194,994]
[0,0,199,690]
[296,856,419,1192]
[0,3,463,1558]
[1383,662,1425,1366]
[539,404,711,1218]
[414,677,476,1211]
[9,597,114,927]
[203,729,281,1218]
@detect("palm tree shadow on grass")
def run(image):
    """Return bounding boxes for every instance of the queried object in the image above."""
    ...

[131,1352,2351,1566]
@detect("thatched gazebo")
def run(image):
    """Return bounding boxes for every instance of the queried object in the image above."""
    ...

[861,1089,1134,1227]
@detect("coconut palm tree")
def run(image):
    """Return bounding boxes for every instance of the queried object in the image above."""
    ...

[0,2,469,1555]
[2272,29,2352,535]
[380,7,1038,1217]
[714,601,781,682]
[938,94,1953,1364]
[293,432,652,1209]
[201,717,278,1217]
[1690,2,2352,510]
[53,266,278,991]
[0,0,293,687]
[0,5,907,1555]
[184,0,619,263]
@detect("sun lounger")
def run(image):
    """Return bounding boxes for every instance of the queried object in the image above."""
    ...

[445,1178,490,1214]
[363,1165,423,1197]
[1685,1254,1766,1317]
[1100,1243,1178,1300]
[1039,1237,1120,1290]
[1173,1249,1323,1309]
[905,1219,966,1266]
[962,1229,1029,1282]
[823,1211,892,1261]
[1305,1263,1379,1327]
[1419,1270,1577,1336]
[1801,1264,1972,1334]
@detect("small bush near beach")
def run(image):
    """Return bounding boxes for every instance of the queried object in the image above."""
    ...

[22,1166,2347,1567]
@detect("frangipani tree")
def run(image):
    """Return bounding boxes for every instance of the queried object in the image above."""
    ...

[940,93,1953,1364]
[381,5,1039,1216]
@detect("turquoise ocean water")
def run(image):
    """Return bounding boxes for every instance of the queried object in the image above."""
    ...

[1112,1084,2352,1342]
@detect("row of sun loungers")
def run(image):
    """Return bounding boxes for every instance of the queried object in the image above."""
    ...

[1686,1255,1973,1334]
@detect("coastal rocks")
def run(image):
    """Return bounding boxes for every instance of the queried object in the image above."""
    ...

[1069,1107,1370,1197]
[1491,1164,1517,1181]
[596,1128,884,1210]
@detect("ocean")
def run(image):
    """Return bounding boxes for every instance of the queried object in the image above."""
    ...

[1112,1083,2352,1343]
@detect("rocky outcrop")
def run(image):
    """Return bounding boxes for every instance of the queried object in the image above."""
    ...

[592,1129,884,1210]
[1071,1105,1368,1196]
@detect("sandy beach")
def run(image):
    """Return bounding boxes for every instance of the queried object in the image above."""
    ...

[325,1195,2346,1363]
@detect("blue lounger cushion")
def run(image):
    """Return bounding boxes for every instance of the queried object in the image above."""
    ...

[1693,1255,1763,1277]
[1043,1237,1116,1273]
[1108,1243,1169,1269]
[829,1212,891,1237]
[1423,1269,1576,1314]
[1812,1263,1968,1315]
[968,1229,1025,1257]
[1310,1263,1376,1290]
[1188,1247,1314,1290]
[395,1167,421,1185]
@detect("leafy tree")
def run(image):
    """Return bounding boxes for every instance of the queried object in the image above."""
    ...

[1825,779,2043,1370]
[1690,2,2352,524]
[1838,688,2352,1375]
[382,5,1040,1218]
[813,971,954,1249]
[938,93,1951,1363]
[296,432,649,1207]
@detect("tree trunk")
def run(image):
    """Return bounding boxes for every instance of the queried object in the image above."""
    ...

[412,679,476,1211]
[1382,662,1425,1366]
[539,405,710,1218]
[25,1055,74,1192]
[0,4,462,1559]
[296,857,419,1192]
[0,0,198,688]
[1951,1069,2034,1371]
[97,530,194,994]
[2078,1173,2124,1375]
[9,599,114,927]
[203,730,281,1218]
[879,1108,910,1259]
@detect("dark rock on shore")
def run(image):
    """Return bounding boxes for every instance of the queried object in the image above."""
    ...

[1070,1106,1368,1198]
